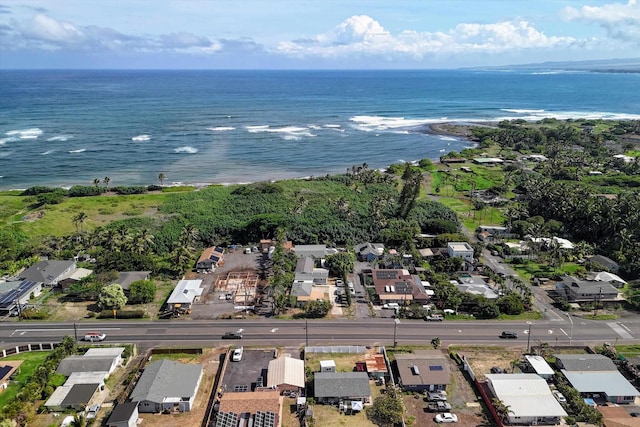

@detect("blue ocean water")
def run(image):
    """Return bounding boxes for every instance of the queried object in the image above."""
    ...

[1,69,639,190]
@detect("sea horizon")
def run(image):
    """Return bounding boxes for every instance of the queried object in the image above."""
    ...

[2,69,640,191]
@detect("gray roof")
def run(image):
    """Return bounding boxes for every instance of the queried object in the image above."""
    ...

[314,372,371,399]
[0,280,41,310]
[291,282,313,297]
[107,402,138,424]
[61,383,100,406]
[293,245,330,259]
[295,257,315,273]
[57,356,117,375]
[113,271,151,290]
[19,260,75,284]
[587,255,619,269]
[561,370,639,397]
[553,354,616,371]
[129,359,203,404]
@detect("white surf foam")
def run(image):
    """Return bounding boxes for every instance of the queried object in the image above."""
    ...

[6,128,43,139]
[350,115,442,132]
[501,109,545,114]
[174,146,198,154]
[438,136,458,141]
[207,126,236,131]
[47,135,72,142]
[132,134,151,142]
[41,150,55,155]
[68,148,86,153]
[245,125,315,139]
[494,110,640,122]
[0,138,11,145]
[0,151,13,158]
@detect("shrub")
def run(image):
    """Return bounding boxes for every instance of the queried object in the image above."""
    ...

[146,184,163,191]
[111,186,147,195]
[68,185,103,197]
[97,309,146,319]
[21,186,60,196]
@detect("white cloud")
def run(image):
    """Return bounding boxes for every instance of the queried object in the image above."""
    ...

[563,0,640,43]
[276,15,577,59]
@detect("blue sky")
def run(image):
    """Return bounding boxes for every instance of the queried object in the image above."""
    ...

[1,0,639,69]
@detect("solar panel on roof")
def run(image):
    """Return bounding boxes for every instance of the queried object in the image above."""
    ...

[0,366,13,379]
[210,255,220,262]
[215,411,238,427]
[233,385,248,392]
[429,365,443,371]
[375,271,397,280]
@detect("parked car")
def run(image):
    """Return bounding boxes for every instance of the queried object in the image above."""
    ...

[86,404,101,419]
[552,390,566,403]
[222,332,242,340]
[500,331,518,339]
[490,366,504,374]
[427,401,452,412]
[425,314,444,321]
[83,332,106,342]
[232,347,243,361]
[434,413,458,423]
[336,279,344,287]
[427,391,448,402]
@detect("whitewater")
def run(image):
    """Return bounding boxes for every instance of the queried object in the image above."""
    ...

[1,69,639,190]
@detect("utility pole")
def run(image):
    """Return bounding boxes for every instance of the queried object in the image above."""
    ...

[566,312,573,346]
[594,286,603,317]
[305,320,309,348]
[526,322,532,354]
[393,319,401,348]
[74,322,78,341]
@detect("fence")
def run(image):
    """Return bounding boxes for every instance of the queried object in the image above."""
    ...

[304,345,367,354]
[1,342,59,358]
[461,354,504,427]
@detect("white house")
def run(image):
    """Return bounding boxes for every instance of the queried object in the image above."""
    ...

[486,373,567,425]
[167,279,203,311]
[447,242,474,264]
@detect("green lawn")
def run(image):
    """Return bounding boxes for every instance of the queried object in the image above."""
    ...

[8,193,169,237]
[506,260,583,281]
[0,351,51,409]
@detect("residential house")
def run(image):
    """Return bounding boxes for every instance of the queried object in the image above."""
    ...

[527,236,575,250]
[485,373,567,425]
[523,355,554,380]
[395,350,451,393]
[587,255,620,273]
[292,245,337,261]
[454,275,498,300]
[0,280,42,314]
[110,271,151,292]
[19,259,77,287]
[472,157,504,165]
[216,391,281,427]
[166,279,203,311]
[354,242,385,262]
[290,282,327,308]
[554,354,639,404]
[267,356,305,393]
[106,402,139,427]
[45,383,101,411]
[196,246,224,272]
[555,276,623,304]
[371,269,431,305]
[58,268,93,292]
[130,359,203,413]
[447,242,474,265]
[587,271,626,288]
[313,372,371,405]
[0,362,20,392]
[57,349,124,377]
[294,257,329,285]
[476,225,512,241]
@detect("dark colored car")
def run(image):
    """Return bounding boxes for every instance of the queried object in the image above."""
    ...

[490,366,504,374]
[500,331,518,339]
[222,332,242,339]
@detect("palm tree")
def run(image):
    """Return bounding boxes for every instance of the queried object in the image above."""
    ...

[72,212,88,232]
[92,178,101,187]
[431,337,441,349]
[491,398,514,423]
[103,176,111,189]
[158,173,166,186]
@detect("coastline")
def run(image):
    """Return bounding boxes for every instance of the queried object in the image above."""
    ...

[0,122,480,193]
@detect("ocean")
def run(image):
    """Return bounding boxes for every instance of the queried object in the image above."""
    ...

[1,69,639,190]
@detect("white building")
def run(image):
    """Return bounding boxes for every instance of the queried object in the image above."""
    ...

[447,242,474,264]
[167,279,203,311]
[486,373,567,425]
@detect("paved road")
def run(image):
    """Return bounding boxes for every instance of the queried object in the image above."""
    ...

[1,317,638,350]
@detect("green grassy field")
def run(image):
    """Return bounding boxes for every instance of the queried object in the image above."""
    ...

[0,192,169,237]
[0,351,51,409]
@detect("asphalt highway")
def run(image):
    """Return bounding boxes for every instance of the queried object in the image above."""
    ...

[2,317,639,350]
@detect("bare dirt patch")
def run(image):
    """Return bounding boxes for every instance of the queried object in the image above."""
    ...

[456,346,525,381]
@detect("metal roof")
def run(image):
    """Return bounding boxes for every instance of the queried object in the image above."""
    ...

[0,280,40,309]
[314,372,370,399]
[554,353,617,371]
[106,402,138,424]
[267,356,305,388]
[524,355,554,376]
[129,359,203,405]
[486,374,567,418]
[561,370,640,397]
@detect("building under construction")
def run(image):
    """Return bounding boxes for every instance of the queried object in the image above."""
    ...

[214,271,260,306]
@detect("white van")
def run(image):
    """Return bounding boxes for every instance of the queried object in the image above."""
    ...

[383,303,400,309]
[232,347,244,362]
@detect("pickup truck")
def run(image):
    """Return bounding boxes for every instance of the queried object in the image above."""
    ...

[427,401,452,412]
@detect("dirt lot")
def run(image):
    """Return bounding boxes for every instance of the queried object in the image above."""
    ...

[456,345,526,381]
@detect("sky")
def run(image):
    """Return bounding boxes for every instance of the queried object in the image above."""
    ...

[0,0,639,69]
